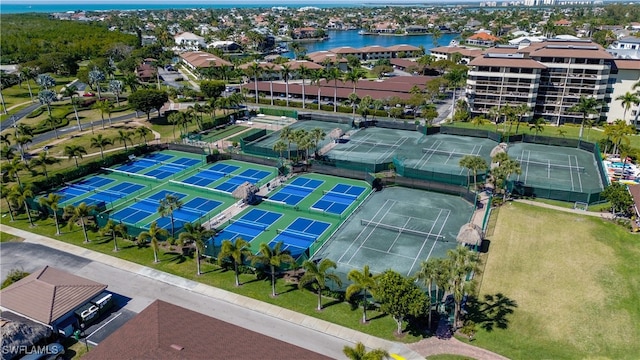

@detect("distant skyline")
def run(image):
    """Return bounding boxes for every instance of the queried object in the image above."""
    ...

[2,0,477,4]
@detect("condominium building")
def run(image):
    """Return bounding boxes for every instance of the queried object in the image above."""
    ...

[466,39,615,125]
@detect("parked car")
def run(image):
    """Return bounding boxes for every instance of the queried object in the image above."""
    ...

[21,343,65,360]
[83,92,95,97]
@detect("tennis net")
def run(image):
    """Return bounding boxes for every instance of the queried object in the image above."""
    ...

[70,183,128,198]
[360,219,446,239]
[422,148,474,157]
[101,167,159,181]
[323,190,358,201]
[517,159,585,173]
[349,139,402,148]
[198,169,231,180]
[228,218,268,231]
[168,180,233,198]
[276,228,317,242]
[283,184,316,193]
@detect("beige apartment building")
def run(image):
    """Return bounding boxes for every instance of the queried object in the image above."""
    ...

[466,39,615,126]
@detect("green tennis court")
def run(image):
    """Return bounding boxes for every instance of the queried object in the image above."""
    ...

[507,143,604,192]
[312,187,475,284]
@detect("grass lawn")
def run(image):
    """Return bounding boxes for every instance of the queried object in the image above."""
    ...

[532,198,611,212]
[0,213,423,343]
[427,355,477,360]
[466,202,640,359]
[40,124,147,158]
[0,230,23,242]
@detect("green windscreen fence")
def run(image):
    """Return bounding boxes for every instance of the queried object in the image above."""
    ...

[259,108,298,119]
[393,156,470,187]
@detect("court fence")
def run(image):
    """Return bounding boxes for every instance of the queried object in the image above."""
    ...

[167,143,206,155]
[259,107,298,119]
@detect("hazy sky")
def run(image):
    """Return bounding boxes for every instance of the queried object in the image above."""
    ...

[2,0,461,4]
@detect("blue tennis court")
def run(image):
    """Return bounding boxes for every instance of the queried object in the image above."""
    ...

[145,153,173,162]
[144,164,187,179]
[214,209,282,244]
[268,178,323,205]
[111,190,188,225]
[269,217,331,257]
[312,184,366,215]
[181,164,240,187]
[57,177,115,202]
[114,153,174,173]
[171,158,201,167]
[73,182,146,207]
[147,190,187,201]
[215,169,271,193]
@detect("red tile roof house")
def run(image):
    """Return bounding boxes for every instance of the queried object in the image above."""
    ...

[466,32,501,47]
[0,266,107,337]
[83,300,332,360]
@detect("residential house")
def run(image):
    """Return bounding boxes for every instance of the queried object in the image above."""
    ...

[136,58,157,82]
[360,46,392,61]
[429,46,484,64]
[466,32,501,47]
[388,44,422,58]
[174,32,206,51]
[83,300,331,360]
[292,27,319,39]
[0,266,107,336]
[208,40,243,53]
[306,51,349,71]
[180,51,233,76]
[329,47,364,61]
[607,36,640,60]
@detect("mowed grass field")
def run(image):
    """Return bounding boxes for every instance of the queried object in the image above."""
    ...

[470,202,640,359]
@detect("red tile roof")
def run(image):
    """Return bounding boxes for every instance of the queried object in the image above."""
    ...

[387,44,421,52]
[84,300,331,360]
[0,266,107,325]
[614,59,640,70]
[180,51,232,68]
[468,32,500,41]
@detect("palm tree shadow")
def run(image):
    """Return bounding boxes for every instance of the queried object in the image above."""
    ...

[465,293,518,332]
[165,252,187,264]
[278,283,299,295]
[321,298,343,309]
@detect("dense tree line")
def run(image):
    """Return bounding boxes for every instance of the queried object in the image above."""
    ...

[0,14,137,67]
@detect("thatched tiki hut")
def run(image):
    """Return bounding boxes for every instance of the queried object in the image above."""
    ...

[232,182,260,204]
[456,223,483,247]
[490,143,508,158]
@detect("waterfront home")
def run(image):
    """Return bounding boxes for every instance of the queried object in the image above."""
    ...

[608,36,640,60]
[207,40,243,53]
[330,46,364,61]
[292,27,321,39]
[430,45,483,64]
[466,32,501,48]
[360,46,392,61]
[388,44,422,58]
[306,51,349,71]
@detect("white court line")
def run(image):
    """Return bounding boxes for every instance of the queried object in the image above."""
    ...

[345,205,395,265]
[342,133,373,156]
[568,154,575,191]
[422,210,451,269]
[386,216,412,252]
[375,136,409,163]
[418,140,443,169]
[572,154,583,192]
[359,245,417,260]
[337,199,393,264]
[87,312,123,338]
[406,209,444,276]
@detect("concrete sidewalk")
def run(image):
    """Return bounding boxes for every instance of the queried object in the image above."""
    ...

[1,225,422,360]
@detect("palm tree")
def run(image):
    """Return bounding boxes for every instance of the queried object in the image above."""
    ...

[35,74,55,90]
[90,134,113,160]
[310,128,326,155]
[100,219,127,252]
[135,126,152,145]
[616,91,640,126]
[529,117,545,140]
[326,67,342,113]
[0,184,15,221]
[20,66,35,102]
[0,133,11,147]
[167,112,183,140]
[444,67,467,120]
[31,151,60,181]
[46,115,60,139]
[568,96,599,140]
[310,70,325,110]
[298,63,310,109]
[459,155,489,190]
[179,223,214,276]
[447,246,481,329]
[158,194,183,238]
[4,157,26,186]
[345,68,365,94]
[431,27,442,47]
[298,258,342,311]
[108,80,124,106]
[513,104,531,134]
[70,94,84,132]
[138,221,168,263]
[218,237,252,287]
[251,241,295,297]
[342,342,389,360]
[246,62,262,104]
[9,184,34,227]
[346,265,378,323]
[280,126,293,160]
[416,257,440,328]
[349,92,360,122]
[93,100,110,129]
[493,156,522,200]
[487,106,502,131]
[63,145,87,168]
[281,63,292,106]
[273,140,287,159]
[64,202,97,243]
[123,73,140,93]
[116,129,133,151]
[38,89,56,116]
[88,67,106,99]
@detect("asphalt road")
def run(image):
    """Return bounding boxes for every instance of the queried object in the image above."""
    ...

[0,242,352,358]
